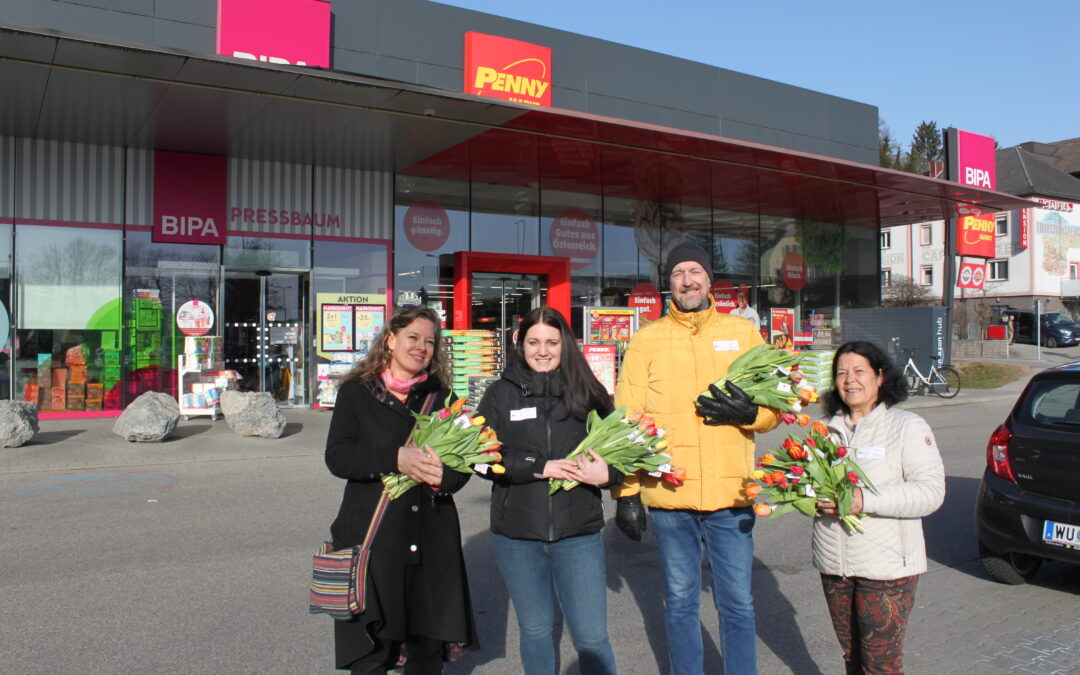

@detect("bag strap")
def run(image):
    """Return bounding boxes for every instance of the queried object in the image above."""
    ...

[361,390,440,548]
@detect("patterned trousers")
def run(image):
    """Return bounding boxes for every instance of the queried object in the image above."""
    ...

[820,574,919,674]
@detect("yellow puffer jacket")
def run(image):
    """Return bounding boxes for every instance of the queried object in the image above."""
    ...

[613,297,779,510]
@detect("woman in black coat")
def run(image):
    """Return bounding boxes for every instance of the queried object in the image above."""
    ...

[324,307,477,674]
[477,307,620,675]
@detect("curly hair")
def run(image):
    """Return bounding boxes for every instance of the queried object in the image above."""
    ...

[344,307,449,387]
[823,340,908,417]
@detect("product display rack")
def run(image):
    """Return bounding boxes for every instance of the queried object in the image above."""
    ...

[443,329,502,401]
[178,336,237,420]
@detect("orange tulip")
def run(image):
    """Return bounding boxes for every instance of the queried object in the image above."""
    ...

[761,452,777,464]
[796,414,810,426]
[745,483,762,498]
[812,421,829,437]
[753,503,773,517]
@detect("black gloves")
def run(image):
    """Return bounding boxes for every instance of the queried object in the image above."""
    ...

[695,382,759,426]
[615,494,647,542]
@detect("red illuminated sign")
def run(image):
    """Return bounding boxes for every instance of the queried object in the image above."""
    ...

[216,0,330,68]
[958,215,996,259]
[957,262,986,290]
[1019,208,1029,250]
[781,253,806,291]
[549,209,598,269]
[153,151,227,245]
[464,32,552,107]
[403,201,451,252]
[710,280,737,313]
[629,282,662,321]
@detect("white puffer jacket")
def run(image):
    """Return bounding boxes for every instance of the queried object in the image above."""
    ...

[811,403,946,580]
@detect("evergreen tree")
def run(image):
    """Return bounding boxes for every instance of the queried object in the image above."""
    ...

[908,120,943,174]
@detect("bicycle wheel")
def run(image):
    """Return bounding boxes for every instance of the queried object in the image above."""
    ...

[904,368,921,395]
[932,366,961,398]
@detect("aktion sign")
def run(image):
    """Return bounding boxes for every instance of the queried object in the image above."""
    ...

[464,31,552,106]
[628,282,662,321]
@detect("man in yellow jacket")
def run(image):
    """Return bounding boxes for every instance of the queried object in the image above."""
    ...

[613,240,779,675]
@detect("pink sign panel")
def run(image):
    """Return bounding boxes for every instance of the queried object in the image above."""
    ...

[956,130,996,190]
[549,209,599,269]
[403,200,451,252]
[216,0,330,68]
[153,151,228,245]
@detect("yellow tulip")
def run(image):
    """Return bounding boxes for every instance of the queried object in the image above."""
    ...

[471,416,486,426]
[490,464,506,474]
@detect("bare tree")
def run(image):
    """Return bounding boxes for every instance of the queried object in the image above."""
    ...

[882,274,935,307]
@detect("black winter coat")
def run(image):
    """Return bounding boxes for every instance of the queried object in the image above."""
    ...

[477,361,619,543]
[325,376,477,669]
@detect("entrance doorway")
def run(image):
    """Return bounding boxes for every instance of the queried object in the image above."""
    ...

[222,269,308,406]
[470,273,545,348]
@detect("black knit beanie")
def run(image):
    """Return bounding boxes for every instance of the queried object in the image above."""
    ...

[665,240,712,282]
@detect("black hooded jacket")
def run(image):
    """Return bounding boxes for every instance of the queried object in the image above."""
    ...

[477,359,619,542]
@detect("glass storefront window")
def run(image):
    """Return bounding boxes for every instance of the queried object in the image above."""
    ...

[313,240,388,296]
[224,235,311,268]
[540,189,602,309]
[470,182,539,255]
[14,225,122,412]
[123,230,220,404]
[394,175,468,317]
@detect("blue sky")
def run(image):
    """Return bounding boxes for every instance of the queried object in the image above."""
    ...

[437,0,1076,151]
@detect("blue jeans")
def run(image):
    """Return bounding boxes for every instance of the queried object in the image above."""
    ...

[650,507,757,675]
[492,532,617,675]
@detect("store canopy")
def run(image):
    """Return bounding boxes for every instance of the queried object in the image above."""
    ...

[1,24,1033,229]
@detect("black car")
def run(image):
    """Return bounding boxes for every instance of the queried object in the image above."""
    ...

[976,363,1080,583]
[1003,309,1080,348]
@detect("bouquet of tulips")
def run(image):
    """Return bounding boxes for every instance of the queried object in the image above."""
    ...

[750,421,876,533]
[548,407,684,494]
[381,397,504,499]
[698,344,817,419]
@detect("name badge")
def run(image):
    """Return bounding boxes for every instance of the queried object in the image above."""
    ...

[510,407,537,421]
[713,340,740,351]
[857,446,886,460]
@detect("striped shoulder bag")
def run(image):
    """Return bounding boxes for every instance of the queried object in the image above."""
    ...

[308,391,437,619]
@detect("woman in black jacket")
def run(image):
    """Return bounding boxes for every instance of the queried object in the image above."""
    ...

[324,307,477,674]
[477,306,619,675]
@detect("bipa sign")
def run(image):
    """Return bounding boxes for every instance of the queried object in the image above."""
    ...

[216,0,330,68]
[464,32,552,106]
[955,129,996,190]
[153,151,228,245]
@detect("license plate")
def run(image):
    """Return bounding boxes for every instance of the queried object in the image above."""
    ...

[1042,520,1080,549]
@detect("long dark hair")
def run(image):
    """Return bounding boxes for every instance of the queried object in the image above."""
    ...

[344,307,449,386]
[514,307,612,420]
[823,340,908,416]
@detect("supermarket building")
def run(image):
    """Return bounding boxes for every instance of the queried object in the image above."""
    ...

[0,0,1027,415]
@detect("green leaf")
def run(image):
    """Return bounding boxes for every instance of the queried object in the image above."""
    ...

[792,497,818,517]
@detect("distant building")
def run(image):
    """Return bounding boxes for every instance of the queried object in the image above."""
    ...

[882,140,1080,318]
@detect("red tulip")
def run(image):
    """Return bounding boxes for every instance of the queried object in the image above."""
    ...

[847,472,859,485]
[837,446,848,458]
[790,465,805,475]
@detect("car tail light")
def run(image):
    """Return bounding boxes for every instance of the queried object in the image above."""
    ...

[986,424,1017,483]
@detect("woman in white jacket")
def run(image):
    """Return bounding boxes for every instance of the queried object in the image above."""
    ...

[815,341,945,674]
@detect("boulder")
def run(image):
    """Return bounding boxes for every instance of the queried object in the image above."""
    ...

[0,401,39,447]
[113,392,180,442]
[220,390,286,438]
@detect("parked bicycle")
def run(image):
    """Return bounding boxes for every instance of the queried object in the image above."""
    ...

[901,347,961,398]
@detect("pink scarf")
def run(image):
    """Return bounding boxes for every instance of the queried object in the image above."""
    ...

[381,367,428,396]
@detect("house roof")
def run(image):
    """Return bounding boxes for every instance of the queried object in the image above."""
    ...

[997,146,1080,201]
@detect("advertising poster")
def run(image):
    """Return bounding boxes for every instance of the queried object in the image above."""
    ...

[628,283,662,321]
[587,308,636,342]
[770,308,795,349]
[320,304,354,352]
[583,345,618,395]
[176,300,215,336]
[314,293,387,360]
[353,305,386,357]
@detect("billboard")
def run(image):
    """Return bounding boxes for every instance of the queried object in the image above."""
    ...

[216,0,330,68]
